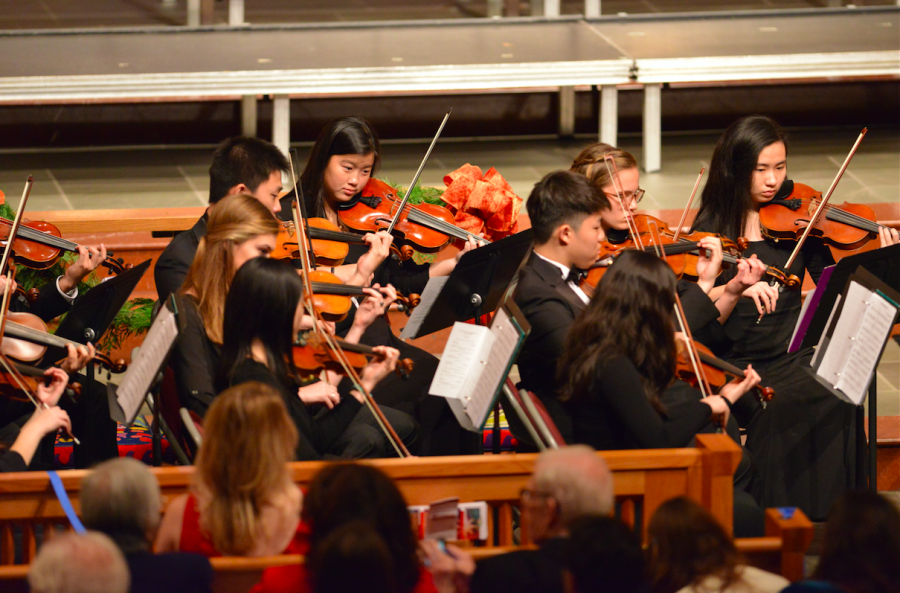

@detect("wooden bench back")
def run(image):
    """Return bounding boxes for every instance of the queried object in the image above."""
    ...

[0,434,740,564]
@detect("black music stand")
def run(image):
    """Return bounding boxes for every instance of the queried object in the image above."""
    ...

[797,246,900,491]
[399,229,534,339]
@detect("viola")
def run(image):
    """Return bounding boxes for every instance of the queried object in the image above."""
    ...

[338,178,487,259]
[0,218,129,274]
[303,270,419,322]
[292,332,413,379]
[675,338,774,407]
[759,181,887,251]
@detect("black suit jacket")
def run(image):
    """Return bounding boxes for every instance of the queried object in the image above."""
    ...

[471,537,566,593]
[512,253,587,442]
[154,215,207,302]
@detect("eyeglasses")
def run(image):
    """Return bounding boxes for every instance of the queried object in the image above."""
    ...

[604,188,645,205]
[520,488,554,502]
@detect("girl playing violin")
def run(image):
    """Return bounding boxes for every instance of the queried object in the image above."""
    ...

[569,143,767,355]
[218,256,418,460]
[0,367,71,472]
[690,115,893,519]
[288,117,478,456]
[169,193,417,459]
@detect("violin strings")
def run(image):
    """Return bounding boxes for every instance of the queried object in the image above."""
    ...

[809,199,883,233]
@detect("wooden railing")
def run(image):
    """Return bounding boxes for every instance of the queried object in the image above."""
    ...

[0,434,740,564]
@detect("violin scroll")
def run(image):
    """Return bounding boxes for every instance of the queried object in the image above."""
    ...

[736,237,750,252]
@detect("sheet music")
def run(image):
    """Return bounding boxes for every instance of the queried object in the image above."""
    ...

[466,307,522,428]
[428,322,493,402]
[816,283,870,387]
[399,276,449,339]
[811,293,840,368]
[834,291,897,404]
[114,305,179,424]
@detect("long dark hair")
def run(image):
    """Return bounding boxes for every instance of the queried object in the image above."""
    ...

[693,115,787,240]
[557,250,677,409]
[300,117,381,217]
[813,490,900,593]
[303,464,420,593]
[647,497,743,593]
[218,257,304,391]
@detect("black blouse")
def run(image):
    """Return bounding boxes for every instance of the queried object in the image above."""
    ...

[568,356,714,450]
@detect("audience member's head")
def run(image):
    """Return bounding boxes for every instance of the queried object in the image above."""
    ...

[563,515,646,593]
[811,490,900,593]
[208,135,288,211]
[193,381,299,555]
[647,496,741,593]
[303,463,420,593]
[523,445,614,543]
[28,531,129,593]
[81,457,161,554]
[309,521,399,593]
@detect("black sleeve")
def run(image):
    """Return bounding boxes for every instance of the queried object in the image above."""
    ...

[804,237,836,286]
[169,299,217,418]
[593,358,714,448]
[154,233,194,302]
[27,280,73,322]
[678,280,720,334]
[514,289,576,368]
[0,450,27,473]
[372,257,431,298]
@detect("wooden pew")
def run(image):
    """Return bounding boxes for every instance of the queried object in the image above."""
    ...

[0,434,740,564]
[0,554,303,593]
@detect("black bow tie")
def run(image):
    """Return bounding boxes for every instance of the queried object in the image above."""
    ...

[566,268,587,284]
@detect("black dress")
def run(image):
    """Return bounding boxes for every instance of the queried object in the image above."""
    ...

[697,211,856,521]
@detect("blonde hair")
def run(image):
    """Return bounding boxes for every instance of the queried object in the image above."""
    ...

[181,193,280,344]
[192,381,299,556]
[570,143,638,193]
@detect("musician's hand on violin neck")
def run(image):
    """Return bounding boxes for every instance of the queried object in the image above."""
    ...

[36,366,70,407]
[59,244,107,293]
[725,255,766,296]
[297,381,341,410]
[743,281,779,315]
[355,345,400,397]
[718,364,761,404]
[695,236,724,294]
[879,226,899,248]
[58,342,96,375]
[0,274,18,296]
[349,231,393,286]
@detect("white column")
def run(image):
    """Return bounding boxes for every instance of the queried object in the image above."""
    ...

[584,0,600,18]
[241,95,257,137]
[643,83,662,173]
[187,0,200,26]
[544,0,560,17]
[272,95,290,157]
[559,86,575,138]
[229,0,245,25]
[599,85,617,146]
[487,0,502,17]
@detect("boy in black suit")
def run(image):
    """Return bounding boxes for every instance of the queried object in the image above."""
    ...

[513,171,609,443]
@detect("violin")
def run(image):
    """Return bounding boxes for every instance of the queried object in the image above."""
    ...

[0,217,129,274]
[759,181,888,251]
[338,178,487,259]
[1,312,126,372]
[302,270,419,322]
[274,217,406,268]
[675,338,774,408]
[583,215,799,290]
[292,332,413,379]
[0,360,82,403]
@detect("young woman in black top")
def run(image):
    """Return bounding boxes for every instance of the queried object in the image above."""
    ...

[557,249,760,451]
[691,115,897,519]
[218,256,418,461]
[283,117,479,456]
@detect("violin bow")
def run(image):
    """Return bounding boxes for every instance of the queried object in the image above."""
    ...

[287,155,410,457]
[671,167,704,243]
[385,110,453,237]
[0,178,80,443]
[757,127,867,323]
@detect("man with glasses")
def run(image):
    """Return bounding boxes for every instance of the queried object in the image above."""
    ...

[471,446,615,593]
